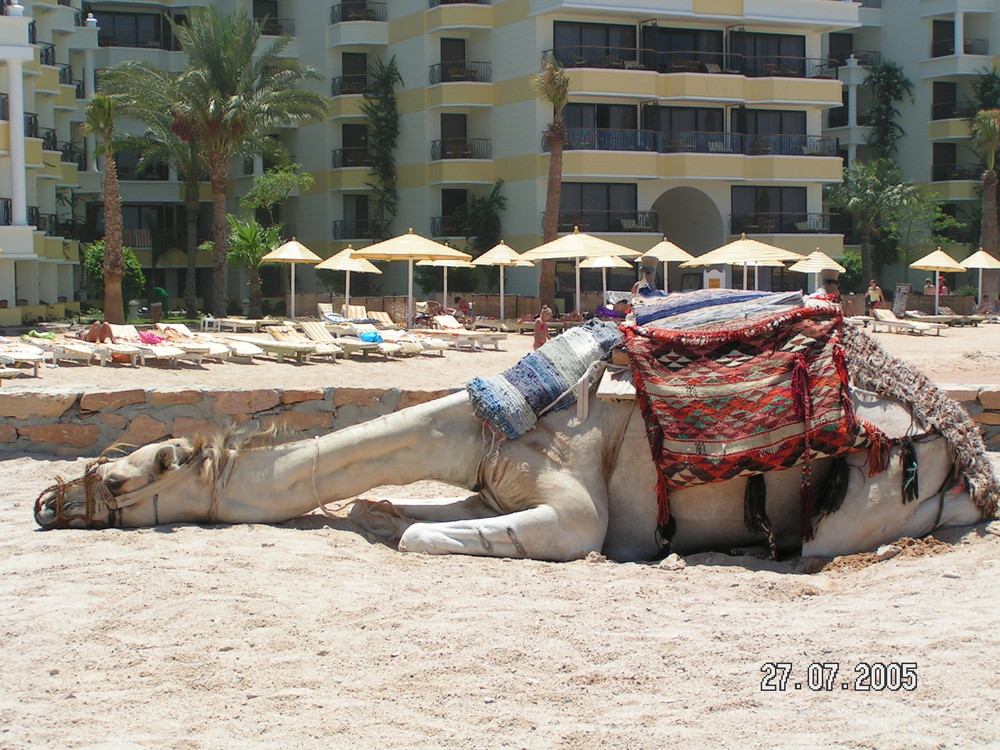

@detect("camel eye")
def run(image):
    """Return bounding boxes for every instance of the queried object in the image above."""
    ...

[105,477,125,495]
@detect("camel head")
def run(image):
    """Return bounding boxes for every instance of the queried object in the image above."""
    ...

[34,438,214,529]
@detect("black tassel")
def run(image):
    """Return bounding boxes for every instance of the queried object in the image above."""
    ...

[655,516,677,558]
[743,473,777,560]
[815,455,850,519]
[901,437,919,504]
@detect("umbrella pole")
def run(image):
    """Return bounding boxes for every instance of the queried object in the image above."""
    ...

[408,259,414,330]
[443,267,449,312]
[575,258,581,313]
[664,262,669,294]
[499,266,505,322]
[743,263,748,290]
[979,268,983,306]
[935,283,939,315]
[344,270,351,314]
[754,265,759,291]
[290,264,296,319]
[602,268,608,299]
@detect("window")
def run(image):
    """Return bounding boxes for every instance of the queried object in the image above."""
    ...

[644,106,723,133]
[932,20,954,58]
[565,104,637,130]
[729,32,805,76]
[92,11,163,48]
[829,32,853,66]
[931,81,957,120]
[553,21,636,67]
[559,183,637,232]
[439,189,468,235]
[640,26,723,71]
[731,186,806,233]
[115,152,168,181]
[932,142,957,180]
[341,124,369,166]
[738,110,806,136]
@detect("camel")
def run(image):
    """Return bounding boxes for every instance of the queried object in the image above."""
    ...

[33,380,989,562]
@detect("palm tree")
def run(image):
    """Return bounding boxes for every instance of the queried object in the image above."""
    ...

[225,215,282,319]
[170,7,327,316]
[82,94,125,324]
[100,63,204,318]
[825,158,919,284]
[972,109,1000,299]
[532,54,570,309]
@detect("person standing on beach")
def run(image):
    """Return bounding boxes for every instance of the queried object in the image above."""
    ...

[865,279,884,315]
[533,306,552,350]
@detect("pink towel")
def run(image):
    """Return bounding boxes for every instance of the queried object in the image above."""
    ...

[138,330,165,345]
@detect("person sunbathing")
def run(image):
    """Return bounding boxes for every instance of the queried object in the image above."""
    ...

[77,321,116,344]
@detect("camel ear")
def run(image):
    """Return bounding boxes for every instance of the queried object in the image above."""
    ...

[155,444,180,474]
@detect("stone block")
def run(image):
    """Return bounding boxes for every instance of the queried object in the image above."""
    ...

[262,411,335,433]
[973,411,1000,426]
[281,389,325,405]
[0,392,77,420]
[210,389,280,415]
[19,423,101,449]
[978,386,1000,410]
[101,413,129,430]
[333,388,384,407]
[150,389,204,407]
[172,417,220,439]
[120,415,170,446]
[398,390,452,410]
[940,385,980,403]
[0,424,16,442]
[80,389,145,412]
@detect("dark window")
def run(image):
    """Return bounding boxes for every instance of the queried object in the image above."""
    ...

[343,52,368,76]
[731,186,806,232]
[253,0,278,23]
[441,113,467,140]
[644,105,723,132]
[442,188,468,217]
[931,81,957,120]
[92,11,163,48]
[115,152,168,181]
[553,21,636,67]
[640,26,723,71]
[932,20,955,57]
[344,194,369,221]
[342,123,367,148]
[559,183,638,231]
[565,103,637,130]
[729,31,806,76]
[738,109,806,135]
[829,32,853,65]
[441,38,465,63]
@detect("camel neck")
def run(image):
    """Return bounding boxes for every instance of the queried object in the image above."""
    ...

[216,392,487,523]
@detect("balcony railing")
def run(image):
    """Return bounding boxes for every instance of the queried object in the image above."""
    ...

[553,129,838,157]
[430,216,462,237]
[28,21,36,45]
[58,0,71,6]
[429,0,490,6]
[38,43,56,67]
[55,63,73,85]
[431,138,492,160]
[544,47,837,79]
[429,60,492,84]
[0,199,10,226]
[74,11,87,27]
[258,17,295,36]
[24,113,39,139]
[38,213,57,235]
[730,213,833,235]
[123,228,153,248]
[73,79,85,99]
[547,211,658,233]
[931,101,977,121]
[830,50,880,67]
[858,0,881,7]
[60,141,85,169]
[0,94,8,121]
[27,206,39,228]
[332,147,374,168]
[330,2,388,23]
[41,128,58,151]
[331,74,372,96]
[332,219,388,240]
[931,163,980,182]
[963,38,989,55]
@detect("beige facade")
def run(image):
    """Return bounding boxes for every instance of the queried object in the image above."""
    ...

[0,0,862,322]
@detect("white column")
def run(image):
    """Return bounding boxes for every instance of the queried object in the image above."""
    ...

[7,59,26,226]
[846,56,858,126]
[83,46,97,171]
[954,11,964,55]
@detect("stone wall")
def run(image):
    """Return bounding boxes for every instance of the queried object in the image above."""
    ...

[0,383,997,457]
[0,386,459,457]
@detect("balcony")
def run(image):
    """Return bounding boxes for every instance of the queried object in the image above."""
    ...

[24,113,39,139]
[73,79,84,99]
[932,38,989,58]
[545,47,837,79]
[123,228,153,248]
[429,60,492,84]
[55,63,73,85]
[330,2,388,23]
[831,50,881,67]
[332,219,387,240]
[931,101,977,121]
[932,163,980,181]
[60,141,85,169]
[549,211,658,234]
[730,213,833,235]
[0,199,10,226]
[429,0,490,5]
[38,213,57,236]
[331,74,372,96]
[258,17,295,35]
[40,128,58,151]
[554,129,838,157]
[38,42,56,67]
[430,216,462,237]
[332,147,374,168]
[431,138,491,160]
[0,94,8,121]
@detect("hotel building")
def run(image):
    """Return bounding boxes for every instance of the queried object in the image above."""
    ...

[0,0,864,324]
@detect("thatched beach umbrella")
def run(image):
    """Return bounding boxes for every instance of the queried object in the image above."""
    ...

[910,247,966,314]
[642,237,694,292]
[416,258,476,310]
[960,248,1000,305]
[471,241,533,322]
[315,244,382,313]
[262,238,321,319]
[681,234,801,290]
[788,249,847,293]
[580,254,632,298]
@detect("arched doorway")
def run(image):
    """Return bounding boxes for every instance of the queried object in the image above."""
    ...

[651,187,725,291]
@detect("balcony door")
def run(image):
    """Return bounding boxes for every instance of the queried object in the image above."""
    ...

[342,52,368,93]
[932,20,955,58]
[441,188,468,235]
[440,113,468,158]
[342,124,368,167]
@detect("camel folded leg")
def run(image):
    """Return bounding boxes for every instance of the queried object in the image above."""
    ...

[398,503,606,562]
[349,494,497,541]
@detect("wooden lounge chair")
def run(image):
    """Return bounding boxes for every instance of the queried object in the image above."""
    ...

[939,306,986,326]
[433,315,506,350]
[871,309,946,336]
[220,331,316,363]
[155,323,232,364]
[213,317,263,333]
[299,321,383,359]
[368,310,401,329]
[108,324,187,366]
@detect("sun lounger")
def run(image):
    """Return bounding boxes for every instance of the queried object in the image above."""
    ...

[22,334,95,366]
[0,367,20,384]
[268,325,342,361]
[155,323,232,364]
[938,306,986,326]
[0,337,47,376]
[433,315,506,350]
[220,331,316,363]
[107,324,187,366]
[368,310,402,330]
[301,320,399,358]
[473,318,515,333]
[905,311,961,325]
[871,309,945,335]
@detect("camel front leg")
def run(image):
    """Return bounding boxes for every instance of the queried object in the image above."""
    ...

[398,500,607,562]
[349,494,497,542]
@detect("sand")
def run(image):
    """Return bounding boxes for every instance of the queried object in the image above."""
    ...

[2,323,1000,748]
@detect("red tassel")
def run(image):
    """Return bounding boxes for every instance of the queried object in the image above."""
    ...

[862,419,891,476]
[656,471,671,528]
[791,355,812,423]
[800,463,814,541]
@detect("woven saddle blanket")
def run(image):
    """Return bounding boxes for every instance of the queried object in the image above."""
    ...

[623,304,863,531]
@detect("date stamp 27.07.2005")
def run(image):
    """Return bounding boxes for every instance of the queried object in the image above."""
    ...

[760,662,918,692]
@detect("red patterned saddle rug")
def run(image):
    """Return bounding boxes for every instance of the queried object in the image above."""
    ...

[623,305,871,542]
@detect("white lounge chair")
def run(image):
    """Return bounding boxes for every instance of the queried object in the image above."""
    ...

[108,324,187,366]
[155,323,232,364]
[0,337,47,376]
[871,309,946,336]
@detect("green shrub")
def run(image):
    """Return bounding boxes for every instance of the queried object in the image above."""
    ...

[82,242,146,303]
